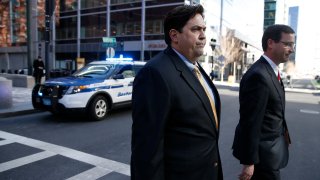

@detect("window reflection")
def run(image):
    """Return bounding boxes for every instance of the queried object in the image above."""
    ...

[81,14,106,38]
[56,17,77,39]
[81,0,106,8]
[61,0,77,12]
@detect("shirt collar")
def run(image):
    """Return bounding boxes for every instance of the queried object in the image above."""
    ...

[172,48,196,71]
[262,54,279,75]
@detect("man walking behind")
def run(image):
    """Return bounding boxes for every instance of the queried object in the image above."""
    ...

[232,24,295,180]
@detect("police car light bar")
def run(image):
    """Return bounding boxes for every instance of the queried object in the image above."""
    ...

[106,54,133,61]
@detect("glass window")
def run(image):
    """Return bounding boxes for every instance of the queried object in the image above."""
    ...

[81,14,106,38]
[0,1,28,46]
[145,20,162,34]
[56,17,77,40]
[264,11,275,19]
[81,0,106,9]
[145,6,170,34]
[110,10,141,36]
[265,2,276,11]
[146,0,182,6]
[0,2,11,47]
[110,0,142,9]
[60,0,78,12]
[111,0,141,5]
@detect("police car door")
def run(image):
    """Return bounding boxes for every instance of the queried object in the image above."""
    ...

[111,64,134,103]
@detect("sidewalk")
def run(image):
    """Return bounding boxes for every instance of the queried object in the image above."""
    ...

[0,82,319,118]
[0,87,39,118]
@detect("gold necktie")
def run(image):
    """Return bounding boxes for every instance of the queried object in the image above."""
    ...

[193,66,219,129]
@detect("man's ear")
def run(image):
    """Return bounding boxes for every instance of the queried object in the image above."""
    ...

[267,39,274,49]
[169,29,179,43]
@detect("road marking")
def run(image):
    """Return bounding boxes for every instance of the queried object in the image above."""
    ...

[0,130,130,176]
[300,109,320,114]
[66,166,112,180]
[0,151,56,172]
[0,139,14,146]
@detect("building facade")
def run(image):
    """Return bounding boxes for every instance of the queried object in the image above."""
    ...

[0,0,265,80]
[1,0,204,74]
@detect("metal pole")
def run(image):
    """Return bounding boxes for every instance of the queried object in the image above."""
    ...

[219,0,223,36]
[211,56,214,80]
[141,0,145,61]
[52,4,56,70]
[107,0,110,37]
[45,0,55,79]
[26,0,33,75]
[219,0,223,81]
[9,1,13,50]
[77,0,81,58]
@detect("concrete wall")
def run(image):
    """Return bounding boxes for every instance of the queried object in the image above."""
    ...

[0,74,34,88]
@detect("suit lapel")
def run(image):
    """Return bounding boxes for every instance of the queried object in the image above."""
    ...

[165,48,218,132]
[260,58,286,112]
[260,57,290,143]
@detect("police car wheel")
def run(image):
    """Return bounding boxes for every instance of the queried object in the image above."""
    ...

[50,110,63,117]
[88,95,108,121]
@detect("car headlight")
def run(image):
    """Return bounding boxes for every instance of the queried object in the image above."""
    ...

[66,85,88,94]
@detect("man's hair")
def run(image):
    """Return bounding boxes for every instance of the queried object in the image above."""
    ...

[262,24,295,51]
[164,5,204,45]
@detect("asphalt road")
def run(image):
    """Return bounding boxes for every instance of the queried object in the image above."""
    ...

[0,90,319,180]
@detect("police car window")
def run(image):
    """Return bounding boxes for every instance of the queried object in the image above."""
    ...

[121,70,134,78]
[133,65,143,75]
[73,64,114,78]
[118,65,134,78]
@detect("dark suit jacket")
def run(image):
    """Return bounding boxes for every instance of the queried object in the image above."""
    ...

[33,60,44,77]
[131,47,223,180]
[232,56,290,170]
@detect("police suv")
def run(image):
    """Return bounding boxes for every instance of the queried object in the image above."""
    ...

[32,58,145,120]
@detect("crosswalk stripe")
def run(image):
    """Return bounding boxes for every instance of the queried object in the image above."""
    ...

[0,130,130,176]
[0,139,14,146]
[66,166,112,180]
[0,151,56,172]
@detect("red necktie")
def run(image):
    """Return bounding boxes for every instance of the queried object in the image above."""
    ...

[277,71,281,81]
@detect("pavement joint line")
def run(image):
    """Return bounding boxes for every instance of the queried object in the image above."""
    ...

[0,151,56,172]
[0,130,130,176]
[66,166,113,180]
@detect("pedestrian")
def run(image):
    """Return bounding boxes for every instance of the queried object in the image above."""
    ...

[33,56,44,84]
[131,4,223,180]
[232,24,294,180]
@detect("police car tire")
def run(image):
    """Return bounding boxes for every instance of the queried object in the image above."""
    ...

[88,95,108,121]
[50,110,62,117]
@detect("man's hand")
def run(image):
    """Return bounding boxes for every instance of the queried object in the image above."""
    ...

[238,164,254,180]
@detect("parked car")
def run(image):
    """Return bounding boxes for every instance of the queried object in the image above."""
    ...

[32,59,145,120]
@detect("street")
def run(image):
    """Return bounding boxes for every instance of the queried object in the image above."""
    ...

[0,89,320,180]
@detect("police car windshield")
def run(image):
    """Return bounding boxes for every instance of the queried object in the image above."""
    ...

[73,64,114,78]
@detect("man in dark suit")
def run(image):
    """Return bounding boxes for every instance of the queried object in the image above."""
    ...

[131,5,223,180]
[33,56,44,84]
[232,24,295,180]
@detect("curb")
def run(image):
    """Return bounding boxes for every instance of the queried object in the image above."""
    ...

[213,81,320,94]
[0,109,43,118]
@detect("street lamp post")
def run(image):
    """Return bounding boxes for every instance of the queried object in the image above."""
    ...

[210,38,217,80]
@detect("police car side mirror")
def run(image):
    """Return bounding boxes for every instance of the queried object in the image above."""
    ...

[113,74,125,79]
